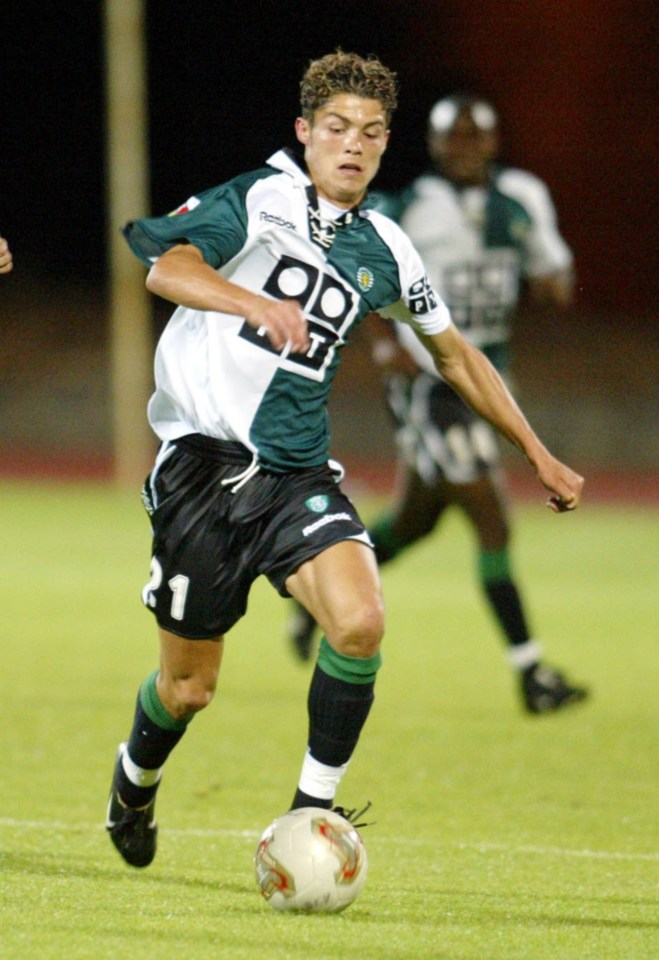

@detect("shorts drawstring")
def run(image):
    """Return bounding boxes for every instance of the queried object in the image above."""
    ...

[220,455,261,493]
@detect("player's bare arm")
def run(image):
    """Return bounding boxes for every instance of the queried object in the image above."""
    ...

[423,324,584,512]
[0,236,13,274]
[146,243,309,353]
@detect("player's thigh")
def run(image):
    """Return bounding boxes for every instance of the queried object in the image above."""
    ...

[285,540,384,657]
[389,462,449,538]
[448,470,511,549]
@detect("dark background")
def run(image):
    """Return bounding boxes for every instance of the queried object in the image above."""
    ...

[1,0,658,482]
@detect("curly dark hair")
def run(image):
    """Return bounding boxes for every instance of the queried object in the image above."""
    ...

[300,49,398,124]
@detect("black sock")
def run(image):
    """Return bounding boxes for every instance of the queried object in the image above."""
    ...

[290,789,332,810]
[115,691,188,807]
[289,641,380,810]
[306,664,375,767]
[482,578,532,648]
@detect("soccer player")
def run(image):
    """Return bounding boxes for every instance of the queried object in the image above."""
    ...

[107,56,584,868]
[0,236,13,273]
[288,93,589,714]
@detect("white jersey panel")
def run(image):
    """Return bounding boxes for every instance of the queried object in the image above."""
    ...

[496,168,573,277]
[364,208,452,337]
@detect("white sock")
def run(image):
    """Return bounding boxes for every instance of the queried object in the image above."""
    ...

[297,750,349,801]
[121,744,163,788]
[507,640,543,671]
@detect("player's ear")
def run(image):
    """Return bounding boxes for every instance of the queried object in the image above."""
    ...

[295,117,310,145]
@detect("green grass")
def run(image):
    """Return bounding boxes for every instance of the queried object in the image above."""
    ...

[0,478,657,959]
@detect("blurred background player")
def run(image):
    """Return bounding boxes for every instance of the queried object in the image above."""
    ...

[287,94,589,715]
[0,236,13,273]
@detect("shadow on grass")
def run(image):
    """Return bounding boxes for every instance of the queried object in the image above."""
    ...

[386,886,659,931]
[0,849,247,896]
[3,851,656,934]
[476,906,659,931]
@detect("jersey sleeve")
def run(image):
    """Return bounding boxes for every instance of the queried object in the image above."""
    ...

[367,210,452,336]
[389,243,452,336]
[122,177,253,269]
[498,169,573,278]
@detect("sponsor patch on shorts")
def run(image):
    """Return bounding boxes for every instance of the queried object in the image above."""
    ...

[302,512,352,537]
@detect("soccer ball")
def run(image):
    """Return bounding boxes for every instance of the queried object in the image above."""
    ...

[254,806,368,912]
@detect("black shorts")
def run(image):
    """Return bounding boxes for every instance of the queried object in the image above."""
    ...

[140,435,372,639]
[385,372,500,486]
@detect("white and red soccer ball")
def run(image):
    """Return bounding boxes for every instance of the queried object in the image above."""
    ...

[254,806,368,913]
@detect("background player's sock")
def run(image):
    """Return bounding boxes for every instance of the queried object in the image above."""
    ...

[479,548,535,655]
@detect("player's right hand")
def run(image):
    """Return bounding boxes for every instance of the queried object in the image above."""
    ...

[246,296,309,354]
[0,237,13,274]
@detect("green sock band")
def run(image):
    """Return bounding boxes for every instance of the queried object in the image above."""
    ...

[318,636,382,685]
[139,670,190,732]
[478,547,512,584]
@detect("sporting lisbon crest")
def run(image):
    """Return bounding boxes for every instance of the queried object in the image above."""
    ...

[356,266,374,292]
[306,495,329,513]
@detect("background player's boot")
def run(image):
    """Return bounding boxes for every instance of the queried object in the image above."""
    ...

[106,743,158,867]
[286,601,318,662]
[521,664,589,714]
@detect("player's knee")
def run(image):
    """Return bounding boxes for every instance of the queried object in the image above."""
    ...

[329,598,384,659]
[162,673,218,718]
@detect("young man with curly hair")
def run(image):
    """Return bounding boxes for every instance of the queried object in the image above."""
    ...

[107,51,583,868]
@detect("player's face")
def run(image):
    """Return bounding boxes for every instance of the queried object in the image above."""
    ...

[295,94,390,208]
[428,112,499,186]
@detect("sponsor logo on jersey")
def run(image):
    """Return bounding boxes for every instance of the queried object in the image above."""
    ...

[260,211,297,231]
[356,266,374,292]
[305,494,329,513]
[407,275,438,315]
[239,253,359,379]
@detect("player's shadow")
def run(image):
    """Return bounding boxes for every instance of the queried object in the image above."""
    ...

[1,848,249,897]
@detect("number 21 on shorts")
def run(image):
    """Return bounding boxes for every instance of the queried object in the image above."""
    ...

[142,556,189,621]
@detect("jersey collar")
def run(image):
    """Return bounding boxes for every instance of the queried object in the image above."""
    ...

[267,148,363,249]
[266,148,311,185]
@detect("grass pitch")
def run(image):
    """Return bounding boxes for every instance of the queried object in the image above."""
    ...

[0,478,657,959]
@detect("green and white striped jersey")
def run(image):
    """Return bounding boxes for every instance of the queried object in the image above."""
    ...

[123,149,451,472]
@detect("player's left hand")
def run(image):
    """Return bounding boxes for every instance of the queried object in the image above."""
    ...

[546,491,581,513]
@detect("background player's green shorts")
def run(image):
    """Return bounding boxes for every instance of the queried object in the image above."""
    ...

[140,435,372,639]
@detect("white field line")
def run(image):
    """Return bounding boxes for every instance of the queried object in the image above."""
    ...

[0,817,657,863]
